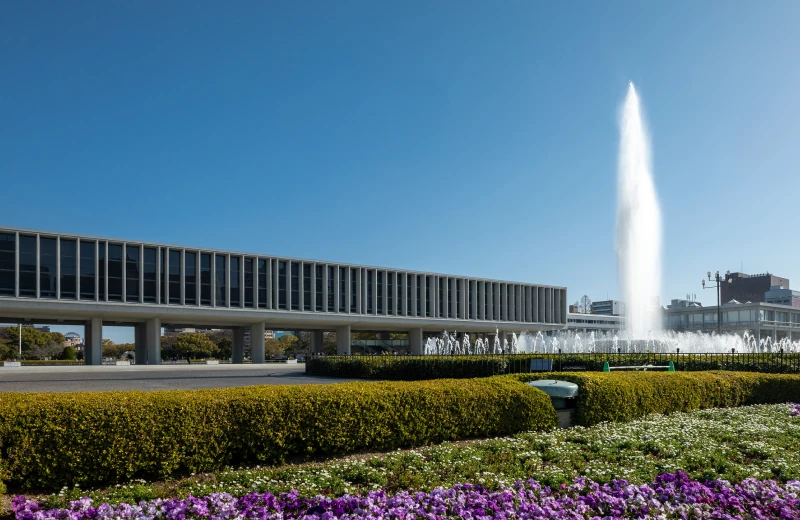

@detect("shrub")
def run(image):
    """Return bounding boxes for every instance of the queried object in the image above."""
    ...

[512,371,800,426]
[0,378,556,491]
[61,345,77,360]
[306,353,800,379]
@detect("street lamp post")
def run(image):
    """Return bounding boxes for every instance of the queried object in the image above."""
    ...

[702,270,732,335]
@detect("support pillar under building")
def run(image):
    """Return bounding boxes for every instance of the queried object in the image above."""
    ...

[134,323,146,364]
[84,317,103,365]
[144,318,161,365]
[336,325,351,355]
[232,327,246,364]
[312,330,324,354]
[250,322,265,363]
[409,327,423,355]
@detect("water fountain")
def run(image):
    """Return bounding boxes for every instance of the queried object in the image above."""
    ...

[416,83,800,357]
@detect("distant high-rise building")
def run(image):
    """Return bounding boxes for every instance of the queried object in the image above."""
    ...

[591,300,625,316]
[764,286,800,307]
[721,272,789,304]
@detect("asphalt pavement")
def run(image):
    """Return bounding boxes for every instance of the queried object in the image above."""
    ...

[0,363,358,392]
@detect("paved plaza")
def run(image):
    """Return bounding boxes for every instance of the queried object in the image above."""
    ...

[0,363,357,392]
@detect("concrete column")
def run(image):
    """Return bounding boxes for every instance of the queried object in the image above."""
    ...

[470,280,477,320]
[145,318,161,365]
[516,285,522,322]
[354,269,361,313]
[346,268,352,313]
[299,262,305,311]
[362,269,368,313]
[371,269,378,314]
[336,325,351,355]
[134,323,146,364]
[401,273,408,315]
[84,317,103,365]
[272,260,279,308]
[232,327,246,363]
[320,265,327,312]
[164,247,170,304]
[478,281,485,320]
[410,274,417,316]
[383,271,389,316]
[409,327,423,355]
[419,275,426,317]
[450,278,458,319]
[180,249,186,305]
[311,330,324,354]
[250,322,265,363]
[333,266,340,312]
[494,283,501,320]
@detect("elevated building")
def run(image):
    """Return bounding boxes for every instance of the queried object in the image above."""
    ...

[0,227,567,364]
[721,272,789,304]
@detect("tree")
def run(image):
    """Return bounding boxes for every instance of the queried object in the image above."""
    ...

[103,341,133,360]
[264,338,286,358]
[173,333,219,361]
[578,295,592,314]
[29,342,64,360]
[216,337,232,360]
[61,345,77,360]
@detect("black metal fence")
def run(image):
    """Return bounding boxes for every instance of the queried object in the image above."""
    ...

[306,351,800,380]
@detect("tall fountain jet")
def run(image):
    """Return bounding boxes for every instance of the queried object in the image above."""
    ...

[617,82,662,338]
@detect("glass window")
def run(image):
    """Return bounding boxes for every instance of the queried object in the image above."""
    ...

[200,253,211,306]
[125,245,140,302]
[397,274,404,314]
[185,252,197,305]
[159,249,166,303]
[168,250,181,304]
[388,272,394,315]
[258,259,268,309]
[425,276,432,317]
[416,275,421,317]
[143,247,157,303]
[315,265,323,311]
[216,255,227,306]
[377,271,384,314]
[19,235,36,297]
[448,279,454,318]
[456,280,462,319]
[469,282,475,320]
[39,237,57,298]
[366,270,373,314]
[407,278,412,316]
[327,266,334,312]
[439,279,445,318]
[303,264,311,311]
[290,262,299,311]
[278,261,287,309]
[60,239,77,299]
[351,269,357,313]
[107,244,123,301]
[0,233,15,296]
[229,256,240,306]
[244,258,253,308]
[80,241,96,300]
[339,266,346,311]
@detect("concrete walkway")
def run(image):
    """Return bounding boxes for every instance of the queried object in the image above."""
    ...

[0,363,357,392]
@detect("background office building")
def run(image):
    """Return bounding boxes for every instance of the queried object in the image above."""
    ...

[591,300,625,316]
[0,227,567,364]
[721,272,790,304]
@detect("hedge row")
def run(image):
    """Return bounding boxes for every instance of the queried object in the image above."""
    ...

[513,371,800,426]
[307,353,800,379]
[0,378,556,492]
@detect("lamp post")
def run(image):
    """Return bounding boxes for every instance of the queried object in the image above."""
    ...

[702,270,732,335]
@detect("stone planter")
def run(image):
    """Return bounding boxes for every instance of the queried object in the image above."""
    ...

[205,360,220,365]
[115,361,131,366]
[3,361,22,367]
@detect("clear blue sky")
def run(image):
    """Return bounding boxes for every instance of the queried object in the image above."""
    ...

[2,2,799,342]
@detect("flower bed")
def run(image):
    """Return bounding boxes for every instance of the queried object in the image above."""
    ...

[24,403,800,509]
[14,471,800,519]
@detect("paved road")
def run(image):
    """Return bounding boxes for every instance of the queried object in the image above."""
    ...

[0,364,358,392]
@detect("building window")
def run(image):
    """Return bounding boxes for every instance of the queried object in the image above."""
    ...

[60,239,77,300]
[327,266,335,312]
[397,274,404,314]
[469,282,475,320]
[425,276,432,317]
[19,235,37,297]
[80,241,96,300]
[159,249,166,303]
[339,267,346,311]
[316,265,323,311]
[290,262,299,311]
[303,264,312,311]
[351,269,357,313]
[168,250,181,304]
[387,273,394,315]
[215,255,227,306]
[200,253,211,306]
[39,237,57,298]
[278,261,287,309]
[407,278,412,316]
[144,248,157,303]
[258,259,268,309]
[126,245,140,302]
[377,271,384,314]
[439,279,445,318]
[366,270,373,314]
[499,285,505,320]
[0,233,15,296]
[244,258,254,308]
[185,252,197,305]
[229,256,240,307]
[106,244,122,301]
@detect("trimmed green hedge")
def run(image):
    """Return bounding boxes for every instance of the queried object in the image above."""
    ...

[307,353,800,379]
[0,378,556,491]
[513,371,800,426]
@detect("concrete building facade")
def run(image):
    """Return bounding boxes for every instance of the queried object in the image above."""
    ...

[721,272,790,304]
[591,300,625,316]
[0,227,567,364]
[664,301,800,342]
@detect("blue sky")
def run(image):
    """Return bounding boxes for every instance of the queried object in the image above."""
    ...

[2,2,799,342]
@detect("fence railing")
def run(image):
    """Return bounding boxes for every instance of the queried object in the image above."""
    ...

[305,351,800,379]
